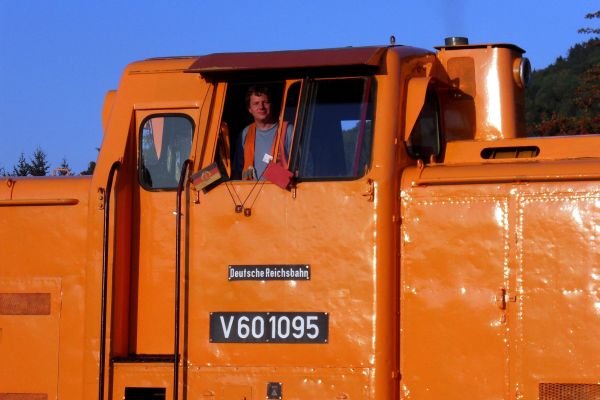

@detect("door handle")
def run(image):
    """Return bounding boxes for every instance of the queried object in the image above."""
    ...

[496,288,517,310]
[496,288,507,310]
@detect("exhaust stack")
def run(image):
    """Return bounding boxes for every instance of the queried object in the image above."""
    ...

[444,36,469,46]
[436,38,530,140]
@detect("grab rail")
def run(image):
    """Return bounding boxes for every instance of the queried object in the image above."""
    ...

[98,161,121,400]
[174,159,192,400]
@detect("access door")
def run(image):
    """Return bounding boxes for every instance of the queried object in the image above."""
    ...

[130,109,197,355]
[400,193,510,399]
[514,188,600,399]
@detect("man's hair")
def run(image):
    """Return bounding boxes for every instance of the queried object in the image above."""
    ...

[245,85,271,108]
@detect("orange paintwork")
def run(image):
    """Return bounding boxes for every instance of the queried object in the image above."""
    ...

[435,44,527,141]
[1,40,599,400]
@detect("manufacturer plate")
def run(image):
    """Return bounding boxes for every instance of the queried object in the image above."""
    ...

[228,265,310,281]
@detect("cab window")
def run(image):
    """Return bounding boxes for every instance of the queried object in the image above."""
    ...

[214,77,374,182]
[295,78,374,179]
[406,90,441,161]
[139,115,194,190]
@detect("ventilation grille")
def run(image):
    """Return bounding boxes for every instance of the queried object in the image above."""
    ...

[480,146,540,159]
[124,387,165,400]
[539,383,600,400]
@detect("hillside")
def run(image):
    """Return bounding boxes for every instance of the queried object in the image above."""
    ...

[525,38,600,135]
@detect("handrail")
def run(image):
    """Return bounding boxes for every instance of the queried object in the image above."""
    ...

[0,198,79,206]
[413,173,600,187]
[174,159,192,400]
[98,161,121,400]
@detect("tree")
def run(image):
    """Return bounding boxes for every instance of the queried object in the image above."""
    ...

[578,10,600,35]
[80,147,99,175]
[29,147,50,176]
[12,152,30,176]
[574,10,600,133]
[80,161,96,176]
[56,157,72,176]
[526,10,600,135]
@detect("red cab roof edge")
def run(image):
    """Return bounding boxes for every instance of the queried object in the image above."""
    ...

[187,46,392,74]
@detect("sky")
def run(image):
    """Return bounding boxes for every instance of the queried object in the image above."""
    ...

[0,0,596,173]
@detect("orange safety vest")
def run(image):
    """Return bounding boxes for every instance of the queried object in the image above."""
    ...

[243,121,289,179]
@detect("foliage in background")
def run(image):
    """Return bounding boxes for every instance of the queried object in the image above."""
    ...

[525,11,600,135]
[578,10,600,35]
[80,161,96,176]
[56,158,73,176]
[12,153,31,176]
[29,147,50,176]
[2,150,84,177]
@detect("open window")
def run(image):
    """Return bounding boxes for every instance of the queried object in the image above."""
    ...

[213,76,374,183]
[139,115,194,190]
[216,81,300,180]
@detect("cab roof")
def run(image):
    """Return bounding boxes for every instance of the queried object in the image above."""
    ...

[186,46,392,76]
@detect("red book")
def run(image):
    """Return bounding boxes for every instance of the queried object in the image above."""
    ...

[263,162,293,189]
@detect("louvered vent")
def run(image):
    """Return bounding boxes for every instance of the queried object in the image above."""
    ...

[539,383,600,400]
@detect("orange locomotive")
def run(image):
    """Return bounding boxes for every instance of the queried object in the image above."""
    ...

[1,37,599,400]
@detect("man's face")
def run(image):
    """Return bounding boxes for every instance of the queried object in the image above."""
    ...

[247,93,272,124]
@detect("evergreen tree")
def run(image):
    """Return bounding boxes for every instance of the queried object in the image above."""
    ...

[578,10,600,35]
[29,147,50,176]
[13,153,31,176]
[57,157,72,176]
[526,38,600,135]
[525,8,600,135]
[80,161,96,176]
[80,148,99,175]
[574,10,600,133]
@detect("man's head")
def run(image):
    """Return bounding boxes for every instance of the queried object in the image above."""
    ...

[246,86,274,125]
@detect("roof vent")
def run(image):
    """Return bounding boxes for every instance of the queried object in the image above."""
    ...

[444,37,469,46]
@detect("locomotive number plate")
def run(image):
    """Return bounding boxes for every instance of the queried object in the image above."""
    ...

[210,312,328,343]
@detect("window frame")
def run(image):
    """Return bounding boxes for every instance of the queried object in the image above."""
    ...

[290,76,376,182]
[213,75,377,183]
[138,113,195,192]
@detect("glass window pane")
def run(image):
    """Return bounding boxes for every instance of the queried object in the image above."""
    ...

[140,115,194,190]
[407,90,441,161]
[298,78,374,179]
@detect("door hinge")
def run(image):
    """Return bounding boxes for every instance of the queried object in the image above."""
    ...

[362,179,374,202]
[97,187,105,210]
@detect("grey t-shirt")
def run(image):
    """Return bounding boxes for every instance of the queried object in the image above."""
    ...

[240,122,293,179]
